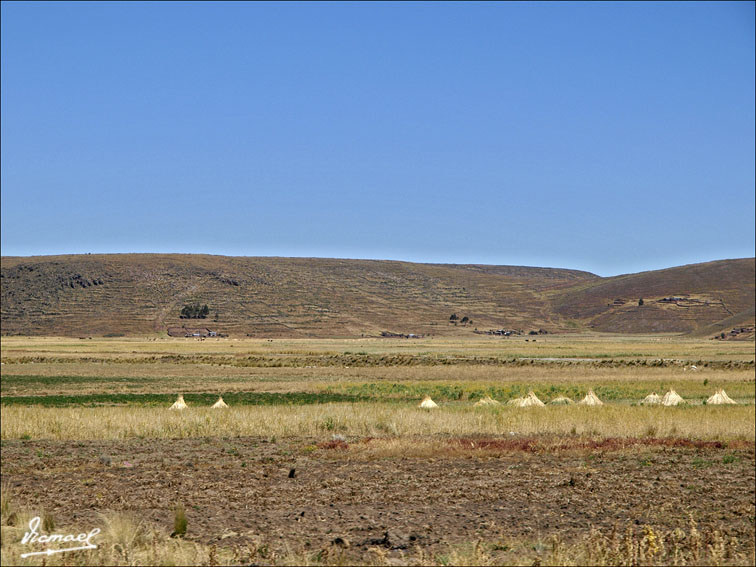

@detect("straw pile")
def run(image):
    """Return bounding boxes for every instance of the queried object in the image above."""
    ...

[169,394,188,410]
[640,392,662,405]
[508,391,545,407]
[578,389,603,406]
[418,396,439,409]
[211,396,229,408]
[706,389,737,405]
[549,396,574,405]
[474,395,501,407]
[661,389,685,406]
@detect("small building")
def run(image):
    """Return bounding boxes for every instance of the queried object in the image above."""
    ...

[167,327,215,338]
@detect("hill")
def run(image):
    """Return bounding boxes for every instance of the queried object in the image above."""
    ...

[0,254,753,338]
[549,258,755,334]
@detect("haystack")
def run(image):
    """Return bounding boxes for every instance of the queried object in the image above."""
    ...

[578,389,603,406]
[169,394,188,410]
[474,395,501,407]
[661,389,685,406]
[508,391,545,407]
[706,389,737,405]
[418,396,439,409]
[549,396,574,405]
[640,392,661,405]
[211,396,229,408]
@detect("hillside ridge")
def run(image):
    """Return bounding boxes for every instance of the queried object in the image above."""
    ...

[1,254,753,338]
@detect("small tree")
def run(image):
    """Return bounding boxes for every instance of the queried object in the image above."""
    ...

[638,298,644,306]
[460,316,469,325]
[450,314,458,322]
[180,303,210,319]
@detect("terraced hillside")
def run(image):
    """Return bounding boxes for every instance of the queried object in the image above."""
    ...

[549,258,755,334]
[0,254,753,337]
[0,255,596,337]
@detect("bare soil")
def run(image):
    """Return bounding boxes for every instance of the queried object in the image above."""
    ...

[2,436,754,558]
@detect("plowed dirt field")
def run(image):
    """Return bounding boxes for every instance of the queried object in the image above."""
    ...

[2,436,754,560]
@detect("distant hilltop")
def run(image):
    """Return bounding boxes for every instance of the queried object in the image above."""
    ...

[1,254,753,338]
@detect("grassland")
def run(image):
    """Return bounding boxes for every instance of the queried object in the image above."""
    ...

[3,404,754,441]
[1,336,754,565]
[3,332,756,360]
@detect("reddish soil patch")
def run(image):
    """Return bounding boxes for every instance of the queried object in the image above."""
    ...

[317,440,349,450]
[451,436,744,453]
[2,436,754,558]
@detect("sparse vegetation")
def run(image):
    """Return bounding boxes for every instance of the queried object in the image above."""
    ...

[1,335,753,566]
[171,504,187,538]
[180,304,209,319]
[1,255,752,337]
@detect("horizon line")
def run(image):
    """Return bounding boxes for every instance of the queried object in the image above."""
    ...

[2,251,753,279]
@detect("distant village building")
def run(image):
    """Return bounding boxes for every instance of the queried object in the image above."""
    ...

[380,331,424,339]
[167,327,217,338]
[472,328,525,337]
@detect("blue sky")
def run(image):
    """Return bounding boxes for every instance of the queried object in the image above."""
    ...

[2,1,754,276]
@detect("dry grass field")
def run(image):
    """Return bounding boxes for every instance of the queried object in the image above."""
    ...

[1,335,754,565]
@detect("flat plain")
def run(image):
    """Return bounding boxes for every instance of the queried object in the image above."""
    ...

[1,335,754,566]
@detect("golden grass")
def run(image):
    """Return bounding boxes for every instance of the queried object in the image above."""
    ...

[2,335,755,361]
[2,403,754,442]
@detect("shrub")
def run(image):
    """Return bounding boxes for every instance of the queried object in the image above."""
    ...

[171,504,187,538]
[180,304,210,319]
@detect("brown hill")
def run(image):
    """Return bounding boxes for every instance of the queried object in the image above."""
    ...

[549,258,755,334]
[0,255,752,337]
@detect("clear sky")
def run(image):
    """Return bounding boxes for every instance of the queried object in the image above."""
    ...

[1,1,754,277]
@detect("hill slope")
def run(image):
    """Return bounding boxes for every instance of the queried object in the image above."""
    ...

[1,255,752,337]
[549,258,755,334]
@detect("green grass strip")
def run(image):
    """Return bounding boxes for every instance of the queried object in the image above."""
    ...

[0,392,386,407]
